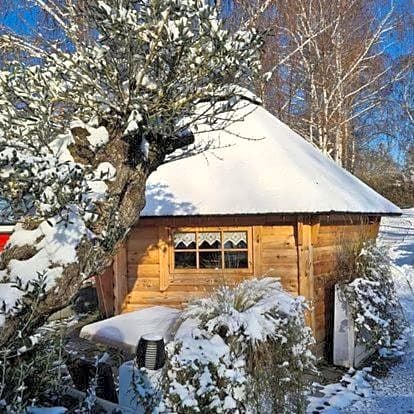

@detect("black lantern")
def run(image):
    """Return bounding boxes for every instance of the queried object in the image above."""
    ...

[136,335,166,370]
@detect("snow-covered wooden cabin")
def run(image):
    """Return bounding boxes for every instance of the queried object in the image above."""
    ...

[96,104,400,356]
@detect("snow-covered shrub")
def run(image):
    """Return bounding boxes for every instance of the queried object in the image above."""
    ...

[0,0,263,352]
[338,241,405,349]
[0,327,66,413]
[130,364,163,413]
[162,334,245,412]
[162,278,316,413]
[0,274,67,412]
[246,311,316,413]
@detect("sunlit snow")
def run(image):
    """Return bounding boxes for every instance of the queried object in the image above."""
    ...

[307,209,414,413]
[143,104,401,216]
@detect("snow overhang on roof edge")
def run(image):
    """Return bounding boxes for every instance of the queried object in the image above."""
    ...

[140,210,402,218]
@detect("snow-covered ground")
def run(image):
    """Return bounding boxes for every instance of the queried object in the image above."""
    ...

[307,209,414,414]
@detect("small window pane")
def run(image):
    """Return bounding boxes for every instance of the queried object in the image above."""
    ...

[224,251,248,268]
[198,232,221,249]
[223,231,247,249]
[199,251,222,269]
[174,232,196,249]
[175,252,196,269]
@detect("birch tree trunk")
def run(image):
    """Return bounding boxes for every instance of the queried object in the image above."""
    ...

[231,0,409,168]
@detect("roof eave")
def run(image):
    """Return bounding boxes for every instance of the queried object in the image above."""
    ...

[141,210,402,219]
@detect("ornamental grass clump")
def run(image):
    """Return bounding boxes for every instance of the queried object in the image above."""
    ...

[162,278,316,413]
[338,240,405,350]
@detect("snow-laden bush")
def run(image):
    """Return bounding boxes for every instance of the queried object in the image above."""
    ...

[162,278,316,413]
[0,274,68,413]
[338,241,405,349]
[0,321,66,413]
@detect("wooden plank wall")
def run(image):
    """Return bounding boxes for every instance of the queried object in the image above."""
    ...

[256,224,298,293]
[125,225,162,311]
[95,267,114,318]
[123,215,298,313]
[104,213,381,358]
[296,218,318,332]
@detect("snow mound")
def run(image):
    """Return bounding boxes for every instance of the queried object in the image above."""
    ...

[143,104,400,216]
[307,369,373,413]
[79,306,180,353]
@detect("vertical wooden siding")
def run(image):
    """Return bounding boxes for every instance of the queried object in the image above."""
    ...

[256,224,298,293]
[125,225,161,310]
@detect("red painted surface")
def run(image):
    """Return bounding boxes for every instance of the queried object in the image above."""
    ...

[0,234,10,251]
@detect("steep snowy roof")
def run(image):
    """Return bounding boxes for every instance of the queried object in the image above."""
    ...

[142,104,401,216]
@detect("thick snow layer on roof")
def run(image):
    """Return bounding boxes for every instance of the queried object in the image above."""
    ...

[142,104,400,216]
[79,306,180,353]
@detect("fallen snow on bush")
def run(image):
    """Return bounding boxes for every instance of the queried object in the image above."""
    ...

[164,332,245,412]
[163,277,315,413]
[0,124,116,326]
[339,241,405,349]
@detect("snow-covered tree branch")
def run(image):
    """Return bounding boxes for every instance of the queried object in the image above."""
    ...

[0,0,263,346]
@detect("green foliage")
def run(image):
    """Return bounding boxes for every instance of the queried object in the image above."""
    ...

[246,319,315,413]
[130,364,162,414]
[0,332,65,413]
[0,274,67,412]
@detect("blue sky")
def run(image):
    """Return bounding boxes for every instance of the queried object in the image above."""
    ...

[1,0,411,161]
[1,0,411,56]
[1,2,39,36]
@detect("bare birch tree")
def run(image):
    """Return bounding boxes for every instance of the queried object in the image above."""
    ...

[230,0,411,171]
